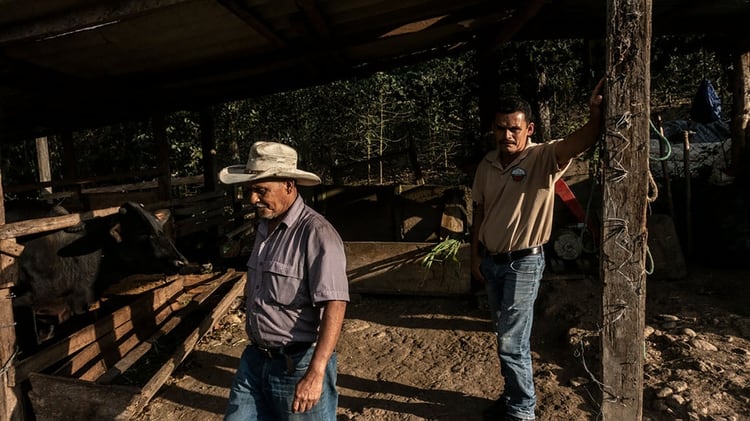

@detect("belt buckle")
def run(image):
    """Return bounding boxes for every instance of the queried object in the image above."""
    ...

[256,344,275,358]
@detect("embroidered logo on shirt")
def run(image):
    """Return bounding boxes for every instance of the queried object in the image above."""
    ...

[511,167,527,182]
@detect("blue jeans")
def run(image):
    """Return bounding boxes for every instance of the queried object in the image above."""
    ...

[481,251,544,421]
[224,345,338,420]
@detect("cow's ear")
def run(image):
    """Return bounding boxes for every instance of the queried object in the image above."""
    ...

[152,209,171,227]
[109,223,123,243]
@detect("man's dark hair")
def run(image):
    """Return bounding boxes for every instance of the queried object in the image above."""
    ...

[494,96,534,122]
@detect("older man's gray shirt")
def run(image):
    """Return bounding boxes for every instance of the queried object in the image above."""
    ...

[245,195,349,347]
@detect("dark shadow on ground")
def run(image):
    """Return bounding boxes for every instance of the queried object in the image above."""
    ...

[337,373,490,420]
[346,295,492,333]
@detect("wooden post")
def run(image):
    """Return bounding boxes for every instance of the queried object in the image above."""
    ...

[36,136,53,196]
[731,51,750,176]
[656,115,675,220]
[683,131,692,257]
[600,0,651,419]
[153,113,172,201]
[0,174,23,421]
[407,138,424,185]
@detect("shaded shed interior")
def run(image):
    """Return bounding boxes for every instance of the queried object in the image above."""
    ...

[1,0,749,142]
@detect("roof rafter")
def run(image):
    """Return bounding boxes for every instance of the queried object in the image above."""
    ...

[0,54,80,90]
[0,0,190,47]
[485,0,544,52]
[295,0,331,40]
[216,0,287,48]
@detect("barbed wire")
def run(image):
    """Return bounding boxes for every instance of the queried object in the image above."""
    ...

[0,346,18,378]
[573,101,654,412]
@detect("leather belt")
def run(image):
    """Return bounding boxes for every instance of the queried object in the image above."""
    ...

[252,342,315,358]
[489,245,543,264]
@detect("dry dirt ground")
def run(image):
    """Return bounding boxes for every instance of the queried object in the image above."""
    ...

[140,264,750,421]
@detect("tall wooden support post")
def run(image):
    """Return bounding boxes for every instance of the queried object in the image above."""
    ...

[153,114,172,201]
[731,51,750,175]
[600,1,651,419]
[36,137,52,196]
[200,109,218,192]
[0,175,22,421]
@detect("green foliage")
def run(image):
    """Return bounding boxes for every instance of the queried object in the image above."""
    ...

[74,121,157,179]
[166,111,203,177]
[421,237,462,269]
[209,53,481,186]
[0,140,41,186]
[0,36,732,194]
[651,35,727,109]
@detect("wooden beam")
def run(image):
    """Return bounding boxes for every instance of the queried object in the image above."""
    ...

[4,168,161,194]
[0,54,81,90]
[76,303,187,382]
[0,0,192,47]
[125,274,247,416]
[0,207,120,240]
[0,241,23,259]
[731,51,750,176]
[0,173,22,419]
[35,137,53,195]
[600,0,651,419]
[486,0,545,52]
[295,0,331,39]
[28,372,140,420]
[153,113,172,202]
[217,0,287,48]
[97,270,240,384]
[291,0,348,72]
[53,290,187,380]
[14,280,184,383]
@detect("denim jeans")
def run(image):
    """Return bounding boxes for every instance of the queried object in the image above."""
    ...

[481,251,544,421]
[224,345,338,420]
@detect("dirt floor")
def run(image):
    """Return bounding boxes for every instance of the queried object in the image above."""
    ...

[139,264,750,421]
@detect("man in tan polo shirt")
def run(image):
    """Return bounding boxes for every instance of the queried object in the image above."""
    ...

[472,79,604,421]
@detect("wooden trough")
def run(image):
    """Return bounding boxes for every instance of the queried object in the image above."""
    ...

[345,241,471,296]
[16,269,245,420]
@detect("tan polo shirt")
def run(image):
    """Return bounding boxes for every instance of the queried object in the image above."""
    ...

[472,139,570,254]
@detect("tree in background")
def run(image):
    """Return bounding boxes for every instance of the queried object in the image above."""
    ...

[0,36,732,194]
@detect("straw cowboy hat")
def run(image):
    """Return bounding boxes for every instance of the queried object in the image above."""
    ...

[218,141,321,186]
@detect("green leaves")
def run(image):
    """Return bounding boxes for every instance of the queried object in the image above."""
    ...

[421,238,462,269]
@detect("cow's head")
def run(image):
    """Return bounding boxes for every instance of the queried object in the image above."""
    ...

[58,202,189,274]
[107,202,189,273]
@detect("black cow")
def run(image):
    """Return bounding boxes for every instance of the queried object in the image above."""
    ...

[8,201,189,344]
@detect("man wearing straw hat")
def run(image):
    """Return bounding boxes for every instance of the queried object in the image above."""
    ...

[220,141,349,420]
